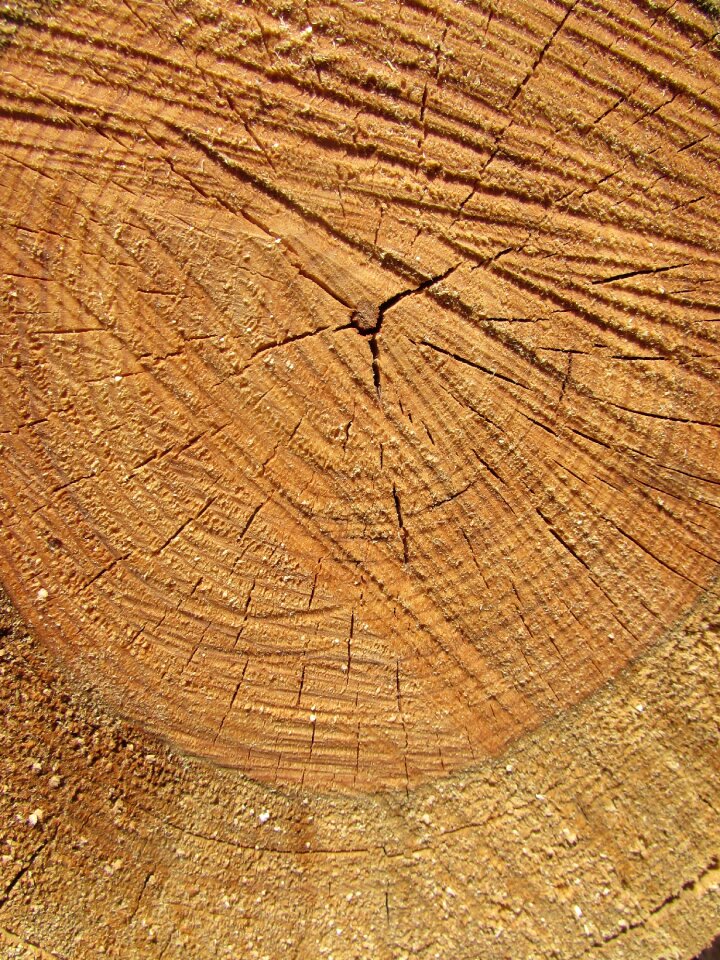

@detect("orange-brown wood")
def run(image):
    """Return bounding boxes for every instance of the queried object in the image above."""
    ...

[1,0,719,793]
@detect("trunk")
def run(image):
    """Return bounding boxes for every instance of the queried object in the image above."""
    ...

[1,0,719,956]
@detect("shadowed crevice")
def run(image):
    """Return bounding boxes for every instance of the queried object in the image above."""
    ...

[349,265,457,395]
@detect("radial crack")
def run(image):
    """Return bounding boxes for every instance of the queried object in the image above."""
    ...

[392,484,409,564]
[349,265,457,396]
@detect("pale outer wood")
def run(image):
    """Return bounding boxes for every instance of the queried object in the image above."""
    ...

[1,0,720,791]
[0,584,719,958]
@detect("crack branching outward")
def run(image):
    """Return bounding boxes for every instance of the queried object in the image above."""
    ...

[349,265,457,395]
[590,262,690,285]
[392,483,409,564]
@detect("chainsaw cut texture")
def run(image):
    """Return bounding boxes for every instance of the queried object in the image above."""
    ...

[0,0,719,791]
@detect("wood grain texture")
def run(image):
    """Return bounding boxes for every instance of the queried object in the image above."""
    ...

[1,585,719,958]
[0,0,719,795]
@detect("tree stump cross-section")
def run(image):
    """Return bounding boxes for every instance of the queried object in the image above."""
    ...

[0,0,719,797]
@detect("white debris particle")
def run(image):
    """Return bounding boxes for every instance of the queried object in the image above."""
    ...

[258,810,270,824]
[37,588,49,601]
[573,904,583,919]
[309,713,317,723]
[562,828,578,846]
[28,808,43,827]
[114,374,122,382]
[635,703,644,713]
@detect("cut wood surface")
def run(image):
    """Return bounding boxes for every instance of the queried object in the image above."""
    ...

[1,585,719,959]
[0,0,719,956]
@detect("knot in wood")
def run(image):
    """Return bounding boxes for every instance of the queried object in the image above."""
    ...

[351,299,380,335]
